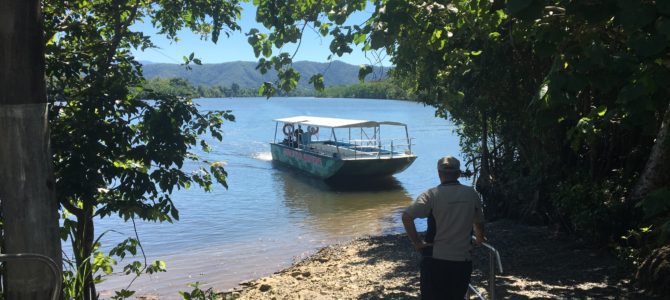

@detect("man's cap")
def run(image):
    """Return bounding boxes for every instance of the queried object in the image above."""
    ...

[437,156,460,172]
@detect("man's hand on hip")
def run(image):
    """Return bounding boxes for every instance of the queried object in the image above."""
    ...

[413,241,433,252]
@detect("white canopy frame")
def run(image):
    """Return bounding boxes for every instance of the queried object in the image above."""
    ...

[273,115,406,128]
[273,116,413,156]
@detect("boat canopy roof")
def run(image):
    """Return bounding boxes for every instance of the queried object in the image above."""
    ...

[274,116,406,128]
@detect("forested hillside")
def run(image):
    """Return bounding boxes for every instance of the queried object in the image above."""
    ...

[142,60,388,88]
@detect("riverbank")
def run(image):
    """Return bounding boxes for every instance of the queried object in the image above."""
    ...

[220,220,650,299]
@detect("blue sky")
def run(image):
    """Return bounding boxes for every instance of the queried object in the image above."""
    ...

[131,2,391,66]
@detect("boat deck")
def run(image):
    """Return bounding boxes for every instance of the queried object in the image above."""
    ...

[287,140,411,160]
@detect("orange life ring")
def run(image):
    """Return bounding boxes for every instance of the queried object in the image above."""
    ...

[308,126,319,135]
[283,123,294,136]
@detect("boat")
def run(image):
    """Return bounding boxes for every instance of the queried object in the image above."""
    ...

[270,116,417,179]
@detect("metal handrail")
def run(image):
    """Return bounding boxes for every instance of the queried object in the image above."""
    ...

[324,139,414,160]
[467,237,503,300]
[468,283,487,300]
[0,253,61,300]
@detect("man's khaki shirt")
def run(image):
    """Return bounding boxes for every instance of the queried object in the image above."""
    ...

[405,182,484,261]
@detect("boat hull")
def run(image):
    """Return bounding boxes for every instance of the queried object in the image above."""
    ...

[270,143,416,179]
[332,156,417,178]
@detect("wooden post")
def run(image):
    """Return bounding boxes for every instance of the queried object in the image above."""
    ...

[0,0,63,298]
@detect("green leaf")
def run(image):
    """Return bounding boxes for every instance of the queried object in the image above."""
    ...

[258,82,276,98]
[358,65,373,82]
[353,33,366,45]
[596,105,607,117]
[146,260,167,274]
[262,41,272,57]
[170,206,180,221]
[532,82,549,105]
[309,74,325,91]
[112,289,136,300]
[319,23,331,36]
[431,29,442,42]
[577,116,592,125]
[369,31,386,50]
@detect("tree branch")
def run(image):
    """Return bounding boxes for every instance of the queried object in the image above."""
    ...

[98,0,141,79]
[60,198,84,217]
[290,21,309,60]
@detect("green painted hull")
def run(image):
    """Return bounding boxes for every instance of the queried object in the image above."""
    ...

[270,143,416,179]
[332,156,417,178]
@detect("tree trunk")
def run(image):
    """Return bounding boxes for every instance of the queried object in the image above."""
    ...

[636,245,670,297]
[0,0,63,298]
[477,111,495,218]
[631,100,670,201]
[73,207,95,300]
[631,101,670,296]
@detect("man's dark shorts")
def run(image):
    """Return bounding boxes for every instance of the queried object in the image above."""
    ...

[420,257,472,300]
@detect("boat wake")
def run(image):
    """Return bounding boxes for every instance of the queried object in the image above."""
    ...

[252,152,273,161]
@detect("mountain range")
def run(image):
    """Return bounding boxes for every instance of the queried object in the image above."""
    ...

[141,60,389,89]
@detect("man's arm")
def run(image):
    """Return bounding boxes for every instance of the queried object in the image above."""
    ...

[473,222,486,245]
[402,212,431,252]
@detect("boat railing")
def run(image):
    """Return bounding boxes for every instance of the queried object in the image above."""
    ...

[0,253,62,300]
[289,137,415,160]
[466,236,503,300]
[344,138,414,159]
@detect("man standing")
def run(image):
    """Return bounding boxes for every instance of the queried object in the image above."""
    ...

[294,125,305,148]
[402,156,486,300]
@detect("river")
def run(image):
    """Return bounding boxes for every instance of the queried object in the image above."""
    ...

[95,97,465,298]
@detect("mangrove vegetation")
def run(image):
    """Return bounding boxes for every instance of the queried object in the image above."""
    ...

[247,0,670,295]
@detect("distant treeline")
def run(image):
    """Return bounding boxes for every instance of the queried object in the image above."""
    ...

[141,77,414,100]
[315,81,413,100]
[141,78,258,98]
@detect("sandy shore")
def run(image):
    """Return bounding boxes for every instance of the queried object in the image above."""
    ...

[216,220,653,300]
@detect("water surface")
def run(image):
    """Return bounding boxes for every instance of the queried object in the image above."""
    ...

[96,97,464,298]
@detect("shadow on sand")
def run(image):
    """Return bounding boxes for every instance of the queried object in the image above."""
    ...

[343,221,650,299]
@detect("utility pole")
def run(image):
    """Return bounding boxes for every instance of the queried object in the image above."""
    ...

[0,0,63,298]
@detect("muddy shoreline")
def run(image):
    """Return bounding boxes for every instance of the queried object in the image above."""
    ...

[220,220,652,299]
